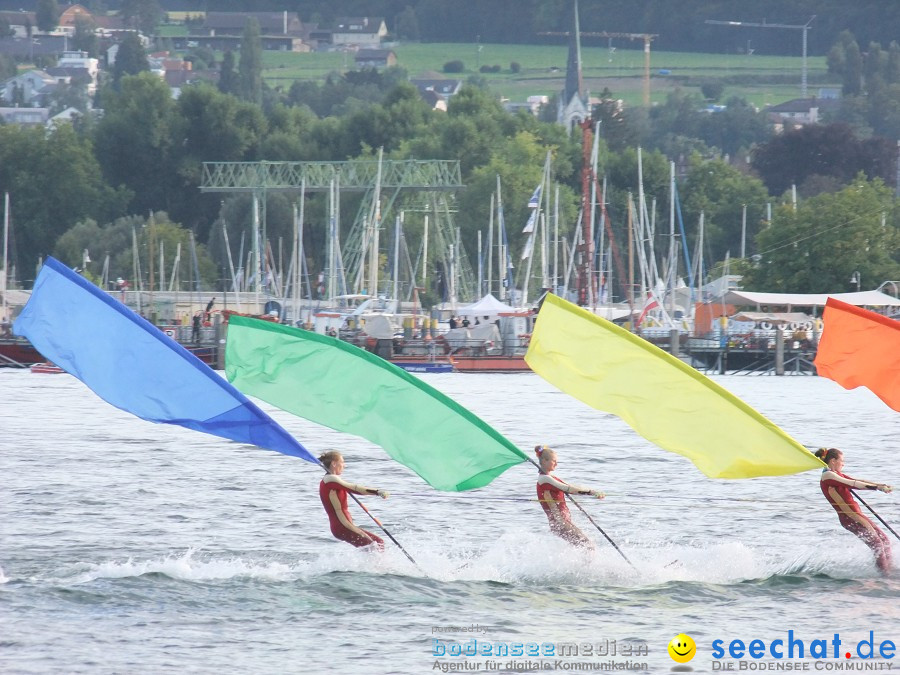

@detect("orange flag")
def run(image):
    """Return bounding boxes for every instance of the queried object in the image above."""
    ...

[815,297,900,412]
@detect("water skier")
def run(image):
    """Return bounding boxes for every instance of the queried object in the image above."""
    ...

[319,451,389,551]
[534,446,604,549]
[815,448,893,573]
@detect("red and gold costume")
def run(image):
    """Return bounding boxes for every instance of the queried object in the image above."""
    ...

[319,474,385,550]
[536,474,594,548]
[820,469,892,572]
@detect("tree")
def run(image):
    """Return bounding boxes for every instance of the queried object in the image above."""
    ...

[593,92,639,152]
[744,177,900,293]
[218,51,239,96]
[55,212,217,291]
[701,82,725,102]
[827,30,857,77]
[0,54,15,81]
[113,33,149,86]
[395,6,419,41]
[36,0,58,33]
[443,60,464,74]
[341,82,432,155]
[680,156,770,265]
[239,18,263,106]
[173,84,268,237]
[72,16,99,57]
[864,42,887,96]
[0,124,129,274]
[887,42,900,85]
[752,123,896,197]
[698,97,771,158]
[844,40,863,96]
[93,72,178,217]
[120,0,162,35]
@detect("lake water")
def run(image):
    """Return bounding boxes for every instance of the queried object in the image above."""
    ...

[2,369,899,674]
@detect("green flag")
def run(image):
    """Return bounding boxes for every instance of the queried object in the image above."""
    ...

[225,316,528,491]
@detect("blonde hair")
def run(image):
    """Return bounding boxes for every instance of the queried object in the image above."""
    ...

[318,450,343,469]
[535,445,557,462]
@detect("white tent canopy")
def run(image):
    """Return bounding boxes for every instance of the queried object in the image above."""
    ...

[456,294,517,316]
[720,289,900,308]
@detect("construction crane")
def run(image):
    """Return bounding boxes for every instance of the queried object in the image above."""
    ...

[540,31,658,106]
[705,16,816,97]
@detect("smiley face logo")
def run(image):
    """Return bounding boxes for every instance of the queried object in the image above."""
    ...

[668,634,696,663]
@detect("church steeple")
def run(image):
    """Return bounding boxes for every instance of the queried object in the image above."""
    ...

[564,0,584,105]
[558,0,590,131]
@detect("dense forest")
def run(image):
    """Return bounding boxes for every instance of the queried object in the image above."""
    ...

[2,0,899,54]
[9,0,890,56]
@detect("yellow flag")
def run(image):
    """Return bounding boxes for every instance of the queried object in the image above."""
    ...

[525,295,823,478]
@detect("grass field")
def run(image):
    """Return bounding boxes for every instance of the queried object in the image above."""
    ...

[160,37,831,108]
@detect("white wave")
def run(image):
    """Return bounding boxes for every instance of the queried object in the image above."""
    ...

[0,565,8,584]
[45,530,882,588]
[358,528,884,586]
[61,549,300,584]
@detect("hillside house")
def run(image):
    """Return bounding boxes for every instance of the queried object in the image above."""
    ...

[0,35,70,59]
[0,106,49,126]
[57,4,92,34]
[0,10,36,38]
[1,69,55,106]
[202,12,304,37]
[766,98,840,130]
[354,49,396,68]
[332,17,387,47]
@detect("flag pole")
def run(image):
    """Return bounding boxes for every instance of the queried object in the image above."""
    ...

[348,492,420,567]
[852,490,900,543]
[529,458,635,568]
[567,494,636,568]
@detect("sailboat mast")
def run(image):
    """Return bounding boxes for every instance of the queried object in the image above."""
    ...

[251,195,261,309]
[697,211,705,299]
[541,151,551,290]
[487,193,494,296]
[422,213,429,288]
[393,214,401,312]
[148,213,155,317]
[132,227,143,314]
[328,177,336,302]
[368,148,384,298]
[477,230,483,296]
[496,175,506,301]
[627,193,635,311]
[2,192,9,323]
[296,177,306,321]
[290,201,299,322]
[553,184,560,295]
[668,161,677,325]
[597,176,606,304]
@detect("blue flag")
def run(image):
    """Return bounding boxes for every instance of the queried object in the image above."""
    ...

[527,184,542,208]
[14,257,317,463]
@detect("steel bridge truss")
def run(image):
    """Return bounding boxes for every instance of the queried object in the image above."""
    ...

[199,160,476,303]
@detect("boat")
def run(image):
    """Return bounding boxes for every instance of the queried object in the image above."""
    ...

[30,362,65,374]
[448,355,529,373]
[439,312,534,373]
[0,336,43,366]
[392,360,454,374]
